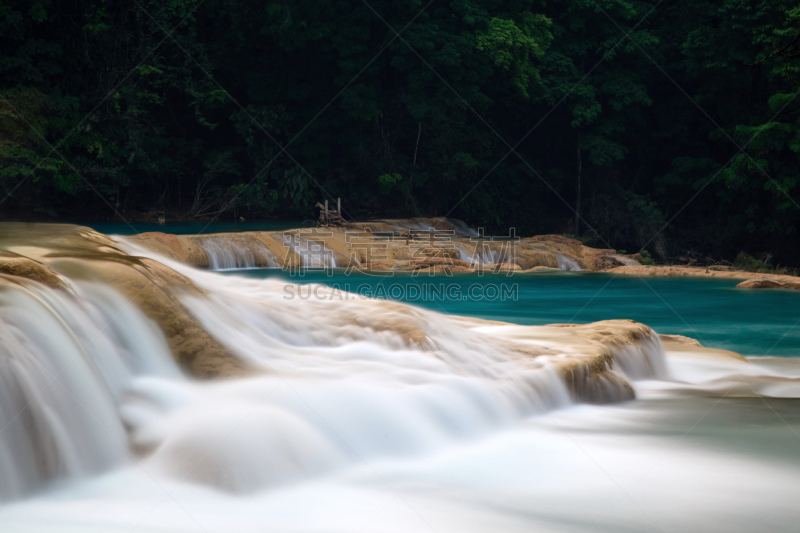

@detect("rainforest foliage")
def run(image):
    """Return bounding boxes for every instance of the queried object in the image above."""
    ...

[2,0,800,264]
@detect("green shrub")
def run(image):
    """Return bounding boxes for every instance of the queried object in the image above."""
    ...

[638,249,656,266]
[733,252,793,275]
[733,252,765,272]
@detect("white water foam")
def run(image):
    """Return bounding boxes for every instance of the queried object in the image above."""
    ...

[275,234,345,269]
[194,236,281,270]
[556,254,582,271]
[2,238,799,533]
[0,280,179,500]
[457,243,505,266]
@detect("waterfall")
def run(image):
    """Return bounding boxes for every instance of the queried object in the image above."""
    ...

[114,238,666,494]
[556,254,582,271]
[0,232,662,502]
[275,234,342,269]
[457,243,507,266]
[450,218,479,237]
[3,228,800,533]
[610,331,669,379]
[0,280,179,500]
[194,236,281,270]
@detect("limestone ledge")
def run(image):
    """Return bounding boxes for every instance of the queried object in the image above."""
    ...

[0,223,248,379]
[0,223,661,401]
[121,218,800,287]
[124,219,609,273]
[0,222,753,403]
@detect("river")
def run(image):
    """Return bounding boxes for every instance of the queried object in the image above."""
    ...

[0,227,798,532]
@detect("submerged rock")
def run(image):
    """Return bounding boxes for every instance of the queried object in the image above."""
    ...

[737,278,800,290]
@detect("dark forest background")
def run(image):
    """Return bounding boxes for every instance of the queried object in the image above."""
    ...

[2,0,800,265]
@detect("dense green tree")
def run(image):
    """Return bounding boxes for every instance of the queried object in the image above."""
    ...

[1,0,800,266]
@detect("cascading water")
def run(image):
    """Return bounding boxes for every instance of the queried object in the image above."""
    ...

[450,218,480,237]
[388,219,478,238]
[454,241,582,270]
[458,244,504,265]
[3,228,800,533]
[275,234,343,269]
[455,238,525,267]
[108,239,592,492]
[0,236,608,502]
[194,236,281,270]
[556,254,582,271]
[0,279,179,500]
[609,332,669,379]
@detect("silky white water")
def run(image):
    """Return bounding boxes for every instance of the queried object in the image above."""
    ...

[556,254,582,271]
[0,280,179,501]
[455,244,582,271]
[194,236,281,270]
[275,234,343,269]
[458,243,506,266]
[0,238,799,532]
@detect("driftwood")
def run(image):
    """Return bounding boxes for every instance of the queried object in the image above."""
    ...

[316,198,354,227]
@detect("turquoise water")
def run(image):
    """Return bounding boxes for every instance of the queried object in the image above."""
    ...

[80,219,313,235]
[229,269,800,357]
